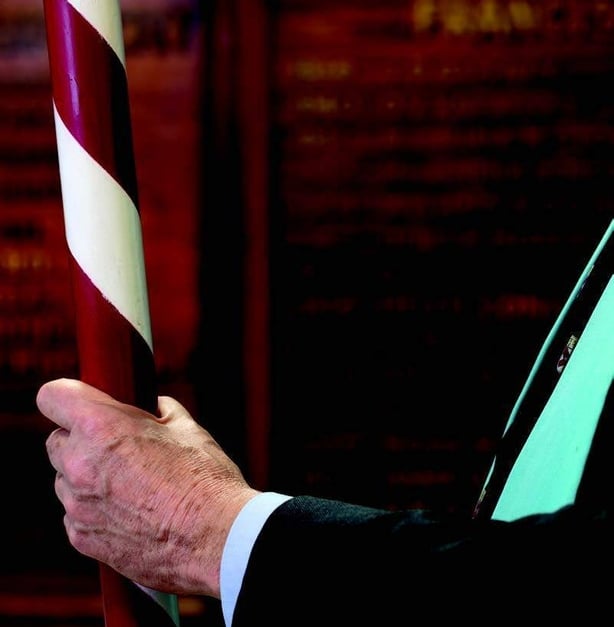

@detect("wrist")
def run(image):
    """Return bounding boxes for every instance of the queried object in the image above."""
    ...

[193,487,261,598]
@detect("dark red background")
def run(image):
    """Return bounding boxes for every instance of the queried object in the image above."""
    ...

[0,1,612,624]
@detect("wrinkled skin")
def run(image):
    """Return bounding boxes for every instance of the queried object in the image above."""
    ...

[37,378,259,598]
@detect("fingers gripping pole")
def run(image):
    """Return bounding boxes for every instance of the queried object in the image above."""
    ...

[43,0,180,624]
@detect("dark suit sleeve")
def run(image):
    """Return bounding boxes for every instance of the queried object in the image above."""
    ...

[232,496,610,626]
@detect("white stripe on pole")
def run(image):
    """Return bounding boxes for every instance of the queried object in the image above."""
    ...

[54,105,153,347]
[69,0,127,62]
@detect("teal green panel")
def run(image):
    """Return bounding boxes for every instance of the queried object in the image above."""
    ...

[492,276,614,521]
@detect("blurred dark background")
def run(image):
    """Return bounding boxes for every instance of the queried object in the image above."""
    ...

[0,0,612,624]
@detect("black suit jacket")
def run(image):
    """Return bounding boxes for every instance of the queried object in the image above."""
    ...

[233,496,610,626]
[234,376,614,625]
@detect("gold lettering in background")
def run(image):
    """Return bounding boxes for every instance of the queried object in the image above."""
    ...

[413,0,610,35]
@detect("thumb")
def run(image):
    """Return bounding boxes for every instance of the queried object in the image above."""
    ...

[36,377,114,430]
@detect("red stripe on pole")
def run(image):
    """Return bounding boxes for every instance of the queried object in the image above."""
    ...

[70,261,157,412]
[44,0,139,206]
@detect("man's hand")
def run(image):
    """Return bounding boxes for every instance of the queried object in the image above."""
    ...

[37,378,259,598]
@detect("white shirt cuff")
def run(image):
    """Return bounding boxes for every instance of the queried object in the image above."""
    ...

[220,492,292,626]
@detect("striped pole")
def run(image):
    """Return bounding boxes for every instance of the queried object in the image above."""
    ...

[43,1,181,625]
